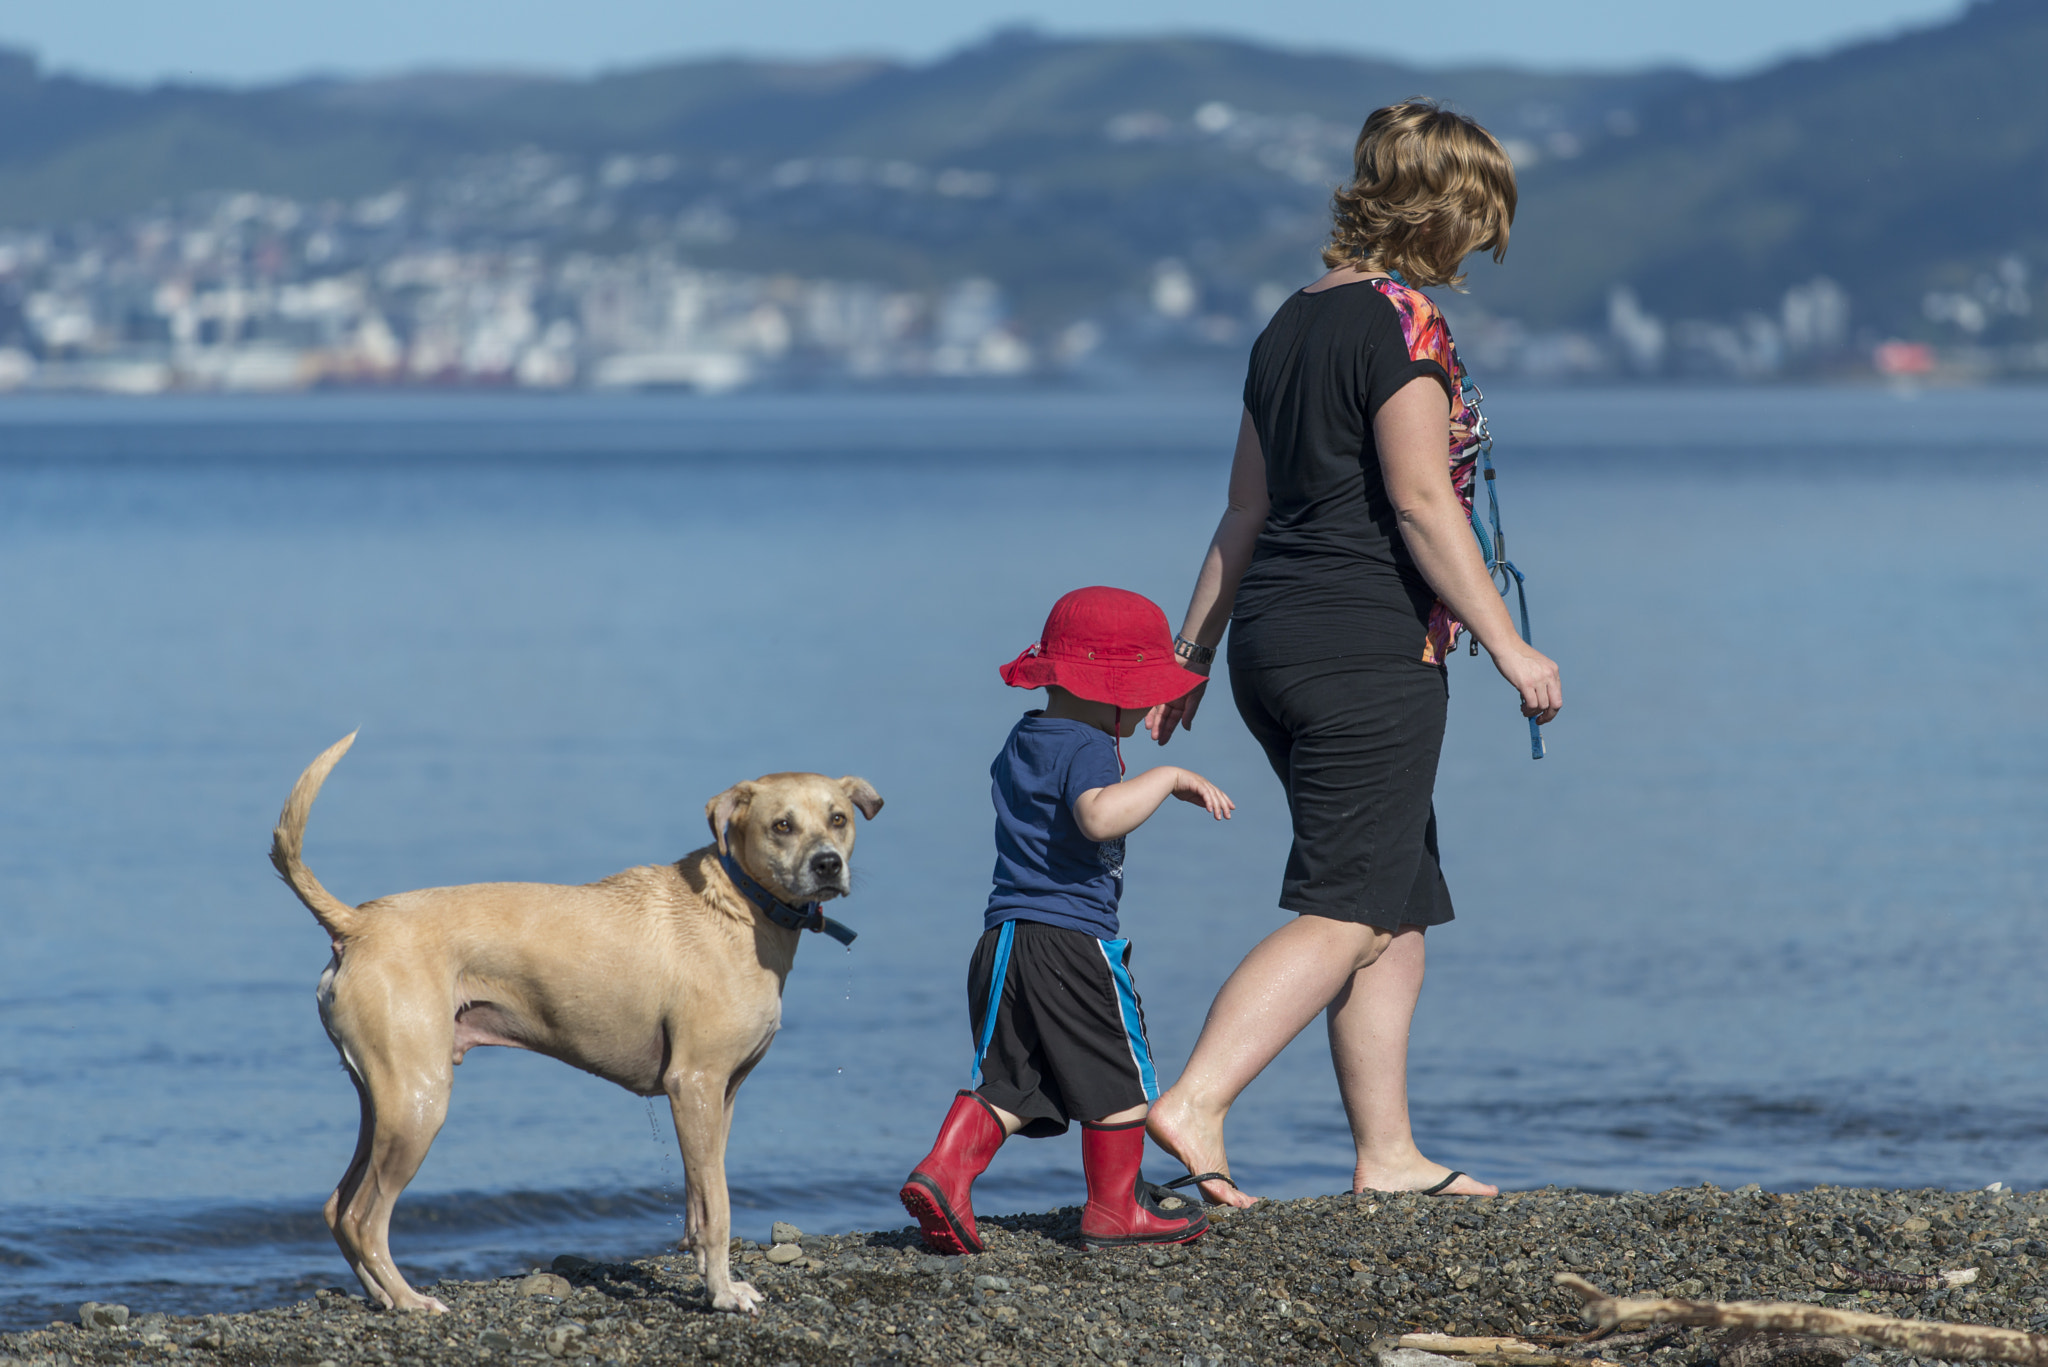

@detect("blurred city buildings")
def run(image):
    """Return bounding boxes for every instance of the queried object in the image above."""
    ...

[0,122,2039,395]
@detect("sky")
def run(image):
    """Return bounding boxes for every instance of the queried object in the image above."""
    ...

[0,0,1972,87]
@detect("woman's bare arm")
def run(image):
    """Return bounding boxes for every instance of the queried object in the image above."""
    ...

[1377,376,1562,722]
[1145,411,1270,743]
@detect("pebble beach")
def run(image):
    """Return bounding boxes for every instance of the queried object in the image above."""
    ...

[7,1185,2045,1367]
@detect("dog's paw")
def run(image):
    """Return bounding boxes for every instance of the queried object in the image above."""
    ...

[710,1280,764,1316]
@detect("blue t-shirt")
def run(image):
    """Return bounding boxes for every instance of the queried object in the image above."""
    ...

[985,712,1126,939]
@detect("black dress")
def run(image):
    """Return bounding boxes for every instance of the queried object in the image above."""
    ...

[1228,277,1467,929]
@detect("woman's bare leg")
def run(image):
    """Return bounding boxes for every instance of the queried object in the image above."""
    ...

[1148,915,1391,1207]
[1329,926,1496,1196]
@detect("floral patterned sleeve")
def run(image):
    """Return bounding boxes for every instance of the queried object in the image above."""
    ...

[1373,280,1483,665]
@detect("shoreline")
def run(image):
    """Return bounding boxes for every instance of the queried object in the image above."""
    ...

[5,1185,2043,1367]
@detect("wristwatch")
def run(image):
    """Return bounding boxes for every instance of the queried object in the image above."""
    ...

[1173,636,1216,668]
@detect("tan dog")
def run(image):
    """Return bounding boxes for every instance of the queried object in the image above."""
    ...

[269,733,882,1316]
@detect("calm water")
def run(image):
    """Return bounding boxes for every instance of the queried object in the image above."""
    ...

[1,385,2043,1330]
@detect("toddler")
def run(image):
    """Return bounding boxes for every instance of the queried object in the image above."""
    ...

[899,586,1233,1252]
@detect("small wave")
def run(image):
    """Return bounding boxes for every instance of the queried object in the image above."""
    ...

[0,1242,48,1269]
[0,1184,693,1333]
[4,1183,690,1270]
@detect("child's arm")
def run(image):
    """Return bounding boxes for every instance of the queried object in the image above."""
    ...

[1073,766,1233,842]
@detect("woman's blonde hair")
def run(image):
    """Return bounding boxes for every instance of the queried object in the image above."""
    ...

[1323,99,1517,288]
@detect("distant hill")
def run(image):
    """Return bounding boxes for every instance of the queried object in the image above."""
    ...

[0,32,1688,332]
[0,2,2040,343]
[1473,0,2048,341]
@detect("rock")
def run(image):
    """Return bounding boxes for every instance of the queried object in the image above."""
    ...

[543,1323,588,1358]
[973,1274,1011,1291]
[770,1221,803,1245]
[517,1272,573,1299]
[765,1242,805,1265]
[479,1329,518,1353]
[79,1301,130,1330]
[1379,1350,1466,1367]
[551,1254,595,1277]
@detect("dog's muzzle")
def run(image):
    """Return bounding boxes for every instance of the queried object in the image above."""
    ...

[720,852,857,946]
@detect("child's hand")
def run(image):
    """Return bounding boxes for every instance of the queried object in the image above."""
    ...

[1170,768,1234,820]
[1076,765,1234,840]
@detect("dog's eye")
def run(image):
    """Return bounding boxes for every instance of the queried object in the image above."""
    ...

[772,818,793,835]
[830,812,847,828]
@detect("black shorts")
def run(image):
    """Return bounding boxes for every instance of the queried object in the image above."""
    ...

[1229,654,1454,930]
[967,919,1159,1137]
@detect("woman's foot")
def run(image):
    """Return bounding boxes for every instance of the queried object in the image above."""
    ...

[1352,1159,1497,1198]
[1146,1092,1258,1209]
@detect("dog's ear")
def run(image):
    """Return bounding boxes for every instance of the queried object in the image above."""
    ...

[705,782,756,856]
[836,776,883,820]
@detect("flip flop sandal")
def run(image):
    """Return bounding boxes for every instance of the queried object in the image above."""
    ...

[1164,1171,1242,1205]
[1419,1170,1468,1196]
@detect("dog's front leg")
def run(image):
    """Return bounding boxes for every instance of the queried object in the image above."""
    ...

[666,1071,761,1315]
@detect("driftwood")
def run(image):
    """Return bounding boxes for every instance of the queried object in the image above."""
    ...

[1570,1328,1688,1356]
[1714,1328,1858,1367]
[1393,1329,1676,1366]
[1554,1273,2048,1366]
[1826,1263,1981,1294]
[1402,1335,1544,1355]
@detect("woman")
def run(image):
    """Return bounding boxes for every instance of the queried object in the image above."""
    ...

[1143,100,1561,1208]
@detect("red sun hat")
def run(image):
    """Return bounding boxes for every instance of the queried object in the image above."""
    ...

[999,586,1209,710]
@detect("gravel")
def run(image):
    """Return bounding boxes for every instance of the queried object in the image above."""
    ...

[5,1185,2043,1367]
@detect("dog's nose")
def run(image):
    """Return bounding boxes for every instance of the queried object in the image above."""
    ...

[810,851,843,880]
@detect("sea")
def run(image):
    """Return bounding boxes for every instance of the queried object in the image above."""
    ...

[0,383,2043,1331]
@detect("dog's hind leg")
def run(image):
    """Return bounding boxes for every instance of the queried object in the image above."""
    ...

[324,1062,382,1301]
[331,1049,454,1313]
[666,1069,761,1315]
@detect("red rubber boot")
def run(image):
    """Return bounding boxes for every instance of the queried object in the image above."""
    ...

[900,1091,1007,1254]
[1079,1119,1210,1249]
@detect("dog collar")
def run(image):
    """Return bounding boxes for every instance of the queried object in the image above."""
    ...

[718,853,857,946]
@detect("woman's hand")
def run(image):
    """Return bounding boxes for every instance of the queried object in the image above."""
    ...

[1145,678,1208,744]
[1489,641,1562,724]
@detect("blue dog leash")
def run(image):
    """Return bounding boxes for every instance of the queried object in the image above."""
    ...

[1387,269,1543,760]
[1456,365,1546,761]
[718,852,858,946]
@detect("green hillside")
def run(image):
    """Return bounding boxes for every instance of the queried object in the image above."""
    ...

[1471,0,2048,337]
[0,2,2039,341]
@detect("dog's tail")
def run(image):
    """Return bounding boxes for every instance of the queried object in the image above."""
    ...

[270,731,362,941]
